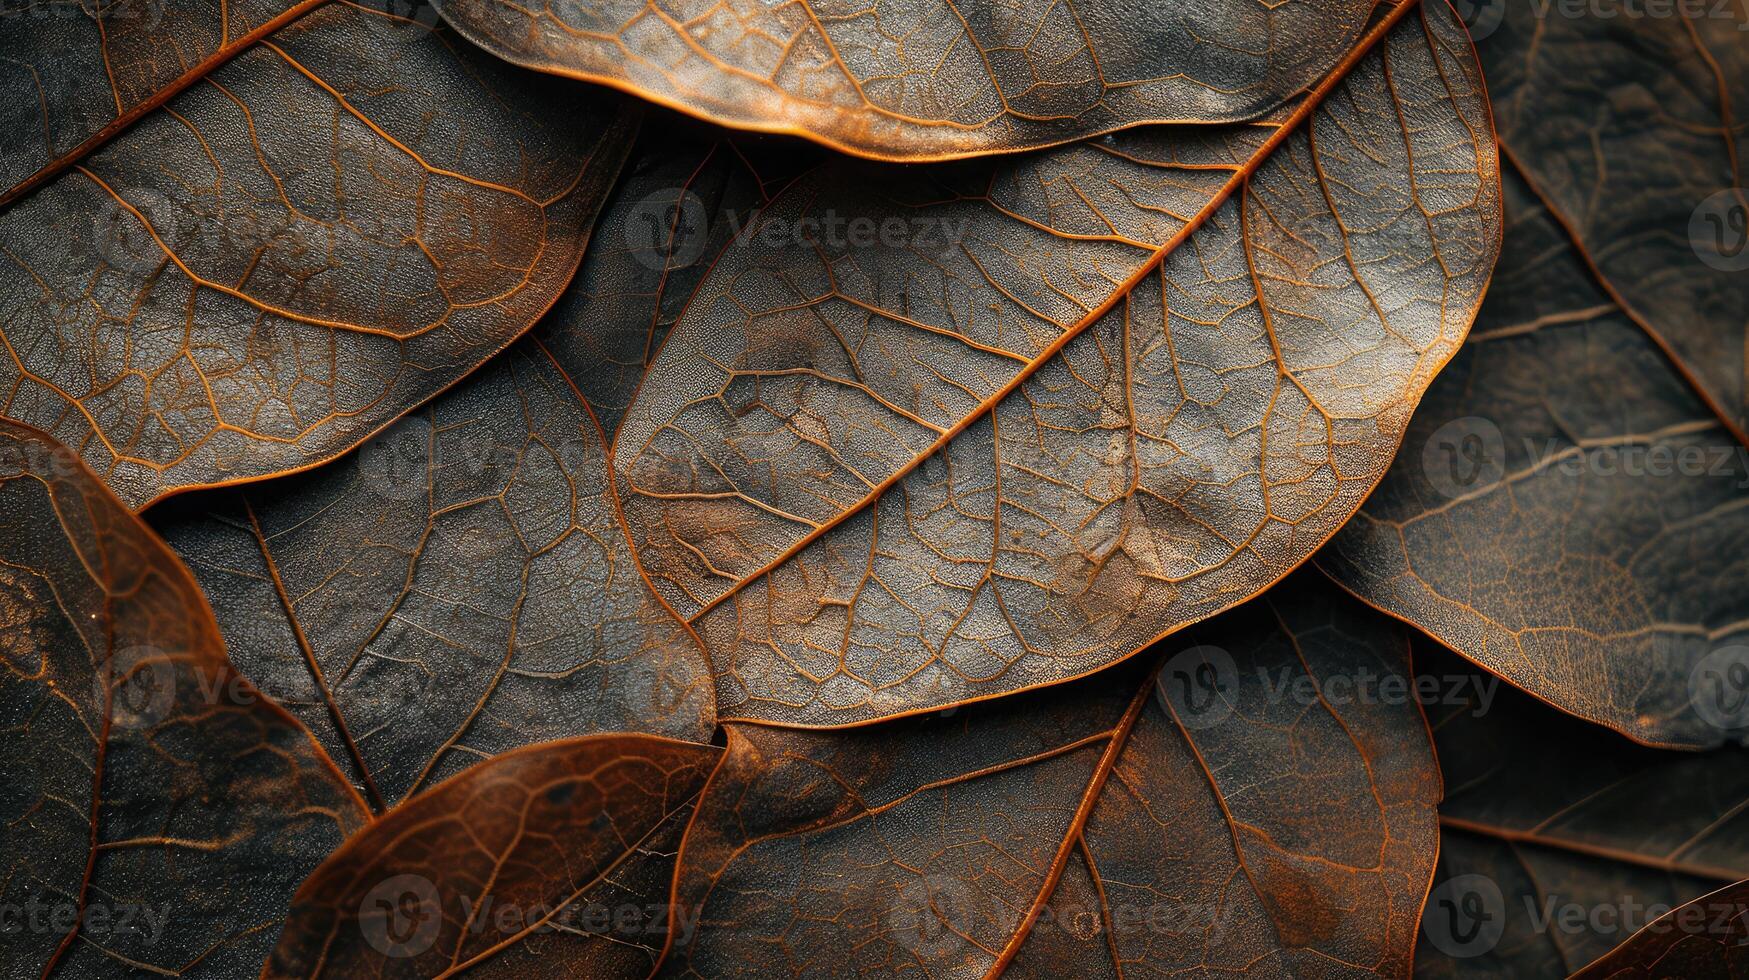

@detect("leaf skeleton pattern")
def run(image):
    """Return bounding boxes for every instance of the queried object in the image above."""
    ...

[0,419,367,979]
[0,0,633,508]
[612,0,1503,726]
[429,0,1378,161]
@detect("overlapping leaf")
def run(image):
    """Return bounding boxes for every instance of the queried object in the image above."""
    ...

[0,419,368,978]
[1407,642,1749,975]
[429,0,1378,161]
[611,0,1501,726]
[267,734,722,978]
[661,570,1439,977]
[149,338,715,810]
[0,0,632,508]
[534,115,823,436]
[1570,880,1749,979]
[1320,169,1749,748]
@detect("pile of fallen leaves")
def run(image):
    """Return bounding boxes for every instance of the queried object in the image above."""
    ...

[2,0,1745,975]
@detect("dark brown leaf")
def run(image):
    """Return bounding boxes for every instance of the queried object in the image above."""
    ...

[660,570,1439,977]
[0,419,368,978]
[1404,641,1749,975]
[1571,880,1749,979]
[610,0,1501,726]
[149,338,716,810]
[0,1,632,508]
[428,0,1378,161]
[266,733,722,979]
[1320,167,1749,748]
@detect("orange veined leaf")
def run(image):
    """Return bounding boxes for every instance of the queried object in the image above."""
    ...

[427,0,1381,162]
[1569,878,1749,979]
[265,733,723,979]
[0,419,368,978]
[0,0,632,509]
[1317,0,1749,751]
[148,338,716,811]
[1406,640,1749,975]
[610,0,1503,726]
[660,570,1439,978]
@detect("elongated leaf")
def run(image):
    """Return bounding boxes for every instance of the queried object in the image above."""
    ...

[1571,880,1749,979]
[149,338,716,810]
[267,734,722,979]
[1320,168,1749,748]
[0,1,632,508]
[430,0,1378,162]
[612,0,1501,726]
[535,114,823,436]
[1406,642,1749,976]
[0,419,368,978]
[660,570,1439,977]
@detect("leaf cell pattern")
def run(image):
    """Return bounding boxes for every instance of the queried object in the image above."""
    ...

[0,1,633,508]
[661,571,1439,978]
[149,338,715,809]
[266,734,722,979]
[430,0,1377,161]
[0,419,367,978]
[614,0,1501,726]
[1322,170,1749,749]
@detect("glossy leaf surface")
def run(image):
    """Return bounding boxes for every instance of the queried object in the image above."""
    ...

[0,420,368,978]
[430,0,1377,162]
[0,1,632,508]
[267,734,722,979]
[1321,168,1749,748]
[149,339,715,810]
[1407,642,1749,975]
[613,0,1502,726]
[661,570,1439,977]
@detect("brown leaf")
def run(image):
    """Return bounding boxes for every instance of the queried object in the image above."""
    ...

[660,570,1439,977]
[147,338,716,810]
[266,733,722,979]
[534,115,825,437]
[611,0,1502,726]
[0,419,368,977]
[1320,169,1749,748]
[1405,641,1749,975]
[428,0,1379,162]
[1570,880,1749,979]
[0,1,632,508]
